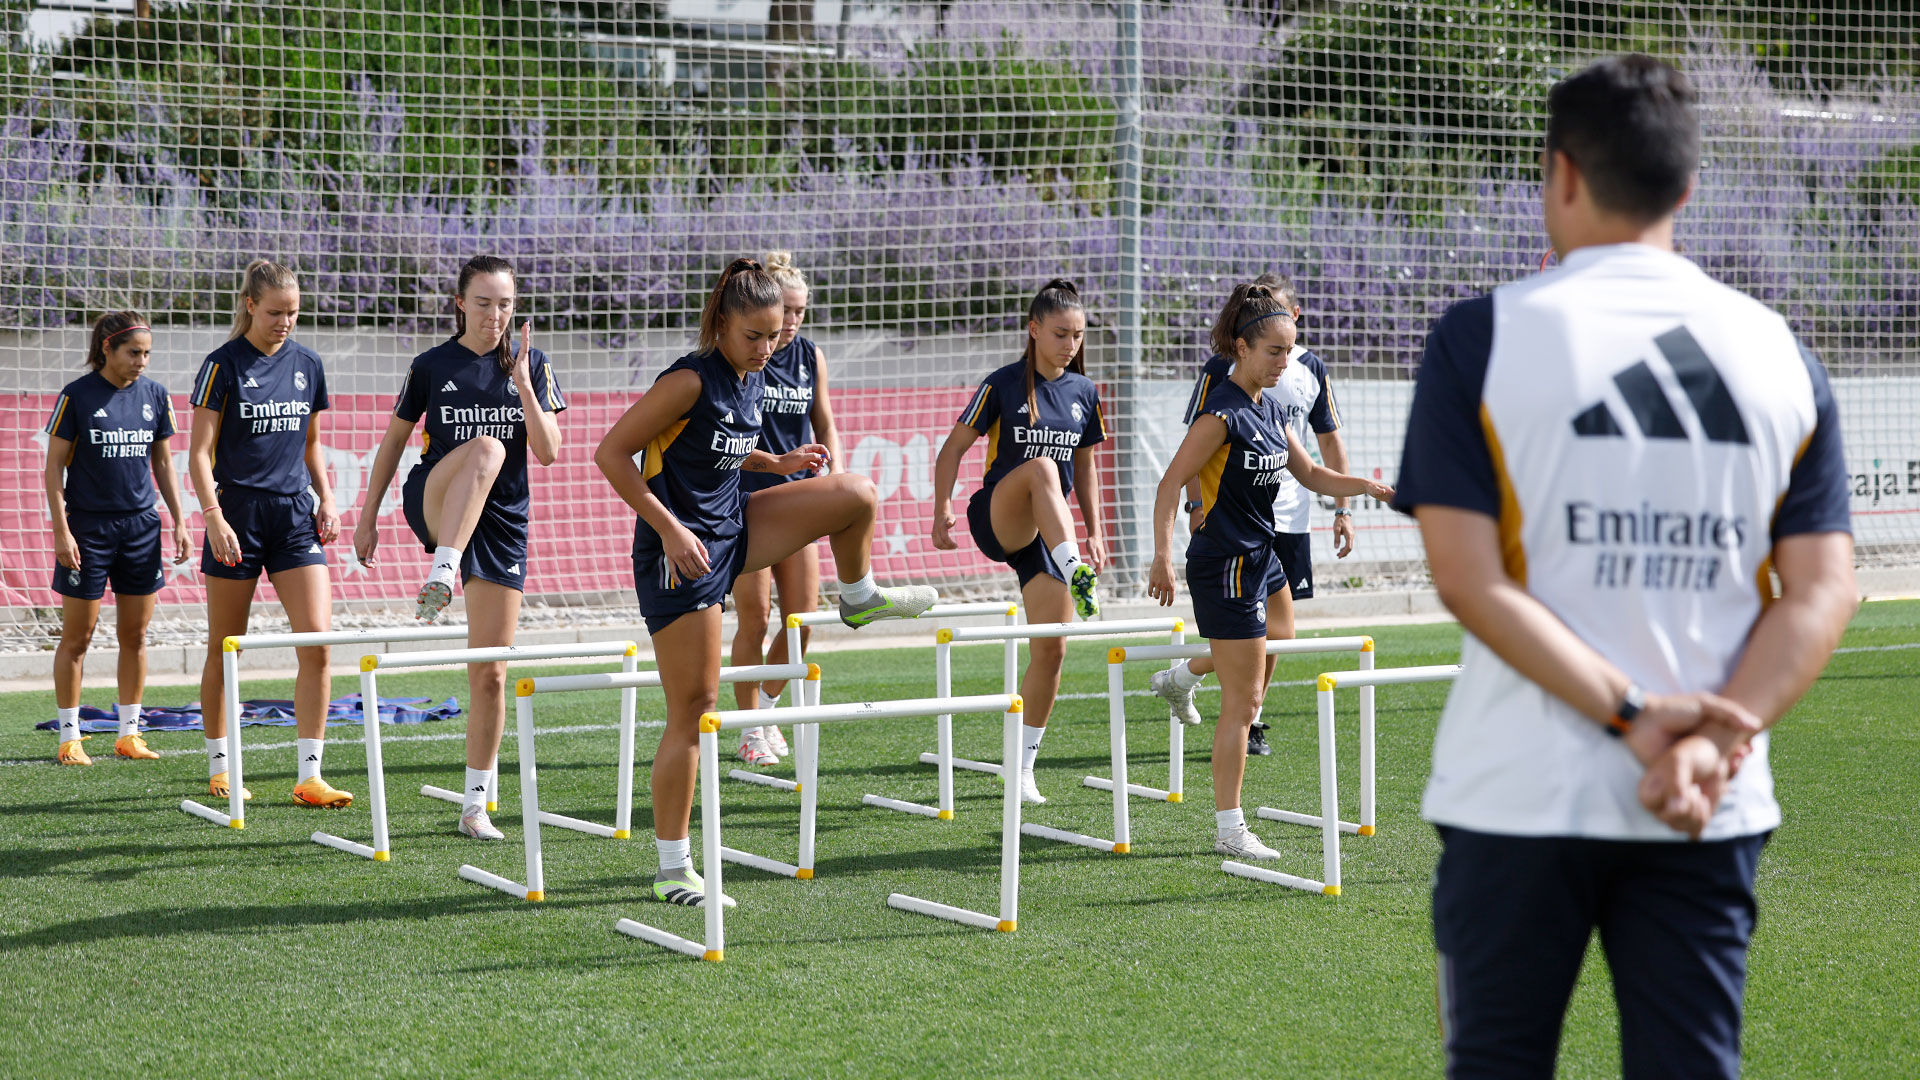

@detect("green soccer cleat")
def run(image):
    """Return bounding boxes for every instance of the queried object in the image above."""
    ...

[839,584,938,628]
[1068,562,1100,620]
[652,867,737,908]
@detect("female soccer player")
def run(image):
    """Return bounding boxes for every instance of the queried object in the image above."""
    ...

[44,311,192,765]
[189,260,349,807]
[1146,282,1392,859]
[596,258,935,907]
[355,255,565,840]
[728,251,844,768]
[930,278,1107,806]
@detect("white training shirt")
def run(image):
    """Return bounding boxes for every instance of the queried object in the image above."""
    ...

[1392,244,1852,841]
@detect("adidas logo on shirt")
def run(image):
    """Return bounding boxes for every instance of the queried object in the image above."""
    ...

[721,411,734,423]
[308,544,323,553]
[1571,327,1751,445]
[93,408,109,418]
[245,376,259,388]
[441,380,458,392]
[1251,433,1264,442]
[1015,403,1029,415]
[506,563,521,575]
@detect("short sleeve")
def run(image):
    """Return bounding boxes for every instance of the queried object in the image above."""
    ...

[152,384,176,439]
[311,359,331,413]
[1079,387,1108,448]
[532,349,567,413]
[1772,345,1852,539]
[1390,296,1499,518]
[1302,352,1340,433]
[393,360,429,422]
[958,377,1000,433]
[1181,359,1220,426]
[45,392,76,440]
[191,356,228,413]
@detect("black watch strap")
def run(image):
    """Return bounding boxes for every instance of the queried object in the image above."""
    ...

[1605,683,1646,738]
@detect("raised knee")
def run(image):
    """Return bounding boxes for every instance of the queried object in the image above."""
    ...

[472,435,507,471]
[841,471,877,506]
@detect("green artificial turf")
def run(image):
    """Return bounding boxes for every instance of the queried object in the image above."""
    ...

[1,607,1915,1079]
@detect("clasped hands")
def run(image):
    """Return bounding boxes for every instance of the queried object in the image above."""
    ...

[1621,693,1763,839]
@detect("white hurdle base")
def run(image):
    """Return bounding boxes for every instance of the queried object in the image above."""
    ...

[1081,776,1176,802]
[459,863,540,901]
[180,799,239,828]
[886,893,1010,932]
[616,919,718,961]
[729,769,800,792]
[312,831,385,860]
[421,784,497,814]
[1019,823,1124,853]
[917,751,1001,776]
[721,845,801,878]
[1257,807,1364,835]
[1223,860,1338,896]
[861,794,947,819]
[537,811,620,839]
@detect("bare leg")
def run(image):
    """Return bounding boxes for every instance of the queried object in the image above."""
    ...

[987,456,1075,557]
[729,567,772,711]
[199,576,258,742]
[54,597,100,711]
[741,474,880,578]
[1209,635,1270,812]
[760,543,820,699]
[268,564,333,741]
[462,579,521,770]
[1186,584,1296,680]
[649,605,722,842]
[113,593,157,710]
[418,437,506,553]
[1015,574,1073,730]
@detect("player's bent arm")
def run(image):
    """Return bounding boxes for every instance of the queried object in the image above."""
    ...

[931,423,980,521]
[1072,445,1105,568]
[186,408,222,521]
[1284,428,1387,501]
[1718,532,1857,729]
[594,369,701,540]
[1153,418,1228,560]
[810,349,844,473]
[358,414,417,518]
[518,377,562,468]
[1317,428,1352,511]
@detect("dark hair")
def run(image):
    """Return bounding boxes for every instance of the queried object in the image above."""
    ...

[1546,55,1700,223]
[698,258,784,354]
[455,255,518,373]
[1022,277,1087,416]
[228,258,298,341]
[87,310,148,372]
[1211,282,1294,360]
[1250,271,1300,313]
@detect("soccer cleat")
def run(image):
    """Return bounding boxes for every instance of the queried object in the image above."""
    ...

[208,772,253,801]
[459,804,505,840]
[415,580,453,623]
[1216,825,1283,861]
[293,775,354,808]
[1150,668,1204,726]
[764,724,790,757]
[839,584,938,627]
[1247,720,1273,757]
[1018,769,1047,805]
[738,728,779,767]
[114,734,160,760]
[1068,562,1100,619]
[652,866,736,908]
[56,738,93,766]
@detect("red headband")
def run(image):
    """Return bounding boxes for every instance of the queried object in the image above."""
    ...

[104,323,150,343]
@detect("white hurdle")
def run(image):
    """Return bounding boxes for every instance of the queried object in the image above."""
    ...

[178,625,472,831]
[613,692,1026,962]
[1225,663,1462,897]
[466,662,814,903]
[728,601,1019,795]
[1095,636,1376,805]
[306,640,641,863]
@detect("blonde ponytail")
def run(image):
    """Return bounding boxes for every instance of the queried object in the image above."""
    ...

[229,259,299,341]
[762,250,809,294]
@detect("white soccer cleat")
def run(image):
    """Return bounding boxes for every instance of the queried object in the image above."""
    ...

[1150,667,1204,726]
[738,728,779,767]
[1215,825,1282,861]
[1018,769,1047,805]
[415,580,453,623]
[459,805,505,840]
[839,584,938,627]
[763,724,789,757]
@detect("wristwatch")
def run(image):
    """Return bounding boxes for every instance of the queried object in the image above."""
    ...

[1604,683,1646,738]
[1333,508,1353,518]
[1183,500,1202,513]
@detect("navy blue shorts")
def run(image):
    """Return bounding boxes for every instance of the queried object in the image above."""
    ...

[967,488,1065,589]
[1272,531,1314,600]
[1433,825,1768,1080]
[54,509,165,600]
[634,529,750,634]
[401,466,529,592]
[1186,546,1284,640]
[202,489,327,581]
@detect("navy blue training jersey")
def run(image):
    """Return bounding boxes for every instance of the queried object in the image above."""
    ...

[956,360,1106,494]
[393,338,567,519]
[191,337,329,495]
[634,350,765,551]
[1189,379,1292,559]
[46,372,176,515]
[741,335,819,493]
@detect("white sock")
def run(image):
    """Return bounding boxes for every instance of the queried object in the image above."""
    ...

[656,835,691,873]
[758,688,781,709]
[1050,539,1083,570]
[1020,724,1046,772]
[1216,807,1246,836]
[297,738,324,783]
[463,766,491,812]
[206,736,228,778]
[428,546,463,587]
[116,703,141,739]
[1171,660,1203,690]
[57,707,81,743]
[839,572,878,606]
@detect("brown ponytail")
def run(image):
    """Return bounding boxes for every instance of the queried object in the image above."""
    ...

[1021,277,1086,417]
[1210,281,1293,361]
[698,258,784,354]
[454,255,518,374]
[86,310,148,371]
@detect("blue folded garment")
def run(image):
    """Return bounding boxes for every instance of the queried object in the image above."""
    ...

[37,694,462,732]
